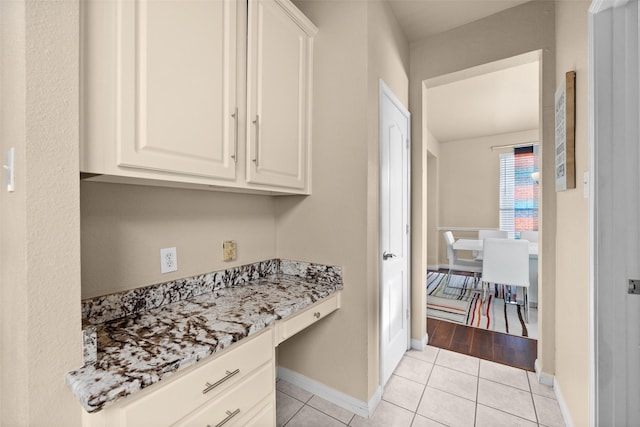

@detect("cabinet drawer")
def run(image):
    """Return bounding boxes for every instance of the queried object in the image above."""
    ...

[276,292,340,344]
[243,400,275,427]
[120,329,273,426]
[172,363,274,427]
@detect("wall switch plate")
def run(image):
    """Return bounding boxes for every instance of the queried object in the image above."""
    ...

[160,247,178,274]
[223,241,237,262]
[4,147,15,192]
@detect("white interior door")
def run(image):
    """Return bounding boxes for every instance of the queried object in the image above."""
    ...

[380,80,410,387]
[591,1,640,425]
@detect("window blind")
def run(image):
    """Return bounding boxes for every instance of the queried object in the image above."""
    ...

[499,146,538,236]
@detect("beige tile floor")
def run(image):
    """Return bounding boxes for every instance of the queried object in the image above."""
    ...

[276,345,565,427]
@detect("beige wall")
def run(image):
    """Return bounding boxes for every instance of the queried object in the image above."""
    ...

[81,182,276,298]
[410,0,557,373]
[277,0,408,402]
[439,131,537,227]
[554,2,590,425]
[0,1,83,425]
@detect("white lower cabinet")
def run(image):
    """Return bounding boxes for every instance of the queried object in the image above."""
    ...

[82,292,341,427]
[242,401,276,427]
[276,292,341,345]
[83,328,275,427]
[172,364,274,427]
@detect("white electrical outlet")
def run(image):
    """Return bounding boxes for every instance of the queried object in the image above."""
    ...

[160,247,178,274]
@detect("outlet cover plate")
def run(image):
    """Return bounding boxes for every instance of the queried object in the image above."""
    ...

[223,241,237,262]
[160,247,178,274]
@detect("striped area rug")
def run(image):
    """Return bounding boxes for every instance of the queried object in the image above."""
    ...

[426,271,538,339]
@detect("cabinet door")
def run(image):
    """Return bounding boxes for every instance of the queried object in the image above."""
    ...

[117,0,239,180]
[246,0,316,190]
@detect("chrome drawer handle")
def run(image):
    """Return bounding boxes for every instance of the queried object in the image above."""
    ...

[202,369,240,395]
[208,408,240,427]
[313,312,321,319]
[231,108,238,163]
[252,115,260,166]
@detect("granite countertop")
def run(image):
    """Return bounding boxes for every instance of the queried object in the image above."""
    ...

[66,260,342,413]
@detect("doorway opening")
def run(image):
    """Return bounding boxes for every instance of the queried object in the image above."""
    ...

[422,51,542,368]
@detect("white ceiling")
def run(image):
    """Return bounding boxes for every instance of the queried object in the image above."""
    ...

[384,0,539,143]
[386,0,529,43]
[426,61,539,143]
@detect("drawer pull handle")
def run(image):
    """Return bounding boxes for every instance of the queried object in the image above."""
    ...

[231,108,238,163]
[313,312,321,319]
[202,369,240,394]
[252,115,260,167]
[210,408,240,427]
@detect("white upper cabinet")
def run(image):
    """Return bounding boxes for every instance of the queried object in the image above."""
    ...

[246,0,316,190]
[118,0,238,180]
[81,0,316,194]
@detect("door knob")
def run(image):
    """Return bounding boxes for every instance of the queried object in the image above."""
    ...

[383,251,396,260]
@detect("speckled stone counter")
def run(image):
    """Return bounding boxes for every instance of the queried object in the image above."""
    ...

[66,259,342,413]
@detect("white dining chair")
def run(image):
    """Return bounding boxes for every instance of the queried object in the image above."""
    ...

[443,231,483,281]
[519,230,539,242]
[478,229,509,240]
[475,229,509,260]
[481,238,531,322]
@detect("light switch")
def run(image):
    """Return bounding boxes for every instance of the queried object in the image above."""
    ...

[223,241,237,262]
[4,147,15,192]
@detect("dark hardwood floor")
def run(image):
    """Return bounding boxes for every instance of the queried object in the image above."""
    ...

[427,317,537,371]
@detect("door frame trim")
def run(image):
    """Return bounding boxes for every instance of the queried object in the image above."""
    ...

[378,79,411,388]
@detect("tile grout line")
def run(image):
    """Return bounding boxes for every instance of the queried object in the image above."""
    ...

[306,397,354,426]
[474,356,481,426]
[306,403,351,426]
[527,369,541,426]
[282,402,306,427]
[412,347,438,425]
[476,402,544,426]
[481,376,534,393]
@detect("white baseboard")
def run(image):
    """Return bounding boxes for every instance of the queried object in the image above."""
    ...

[553,377,574,427]
[411,334,428,350]
[534,359,554,386]
[534,359,573,427]
[276,366,381,418]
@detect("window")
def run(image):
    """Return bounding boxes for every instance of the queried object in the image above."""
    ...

[499,146,539,237]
